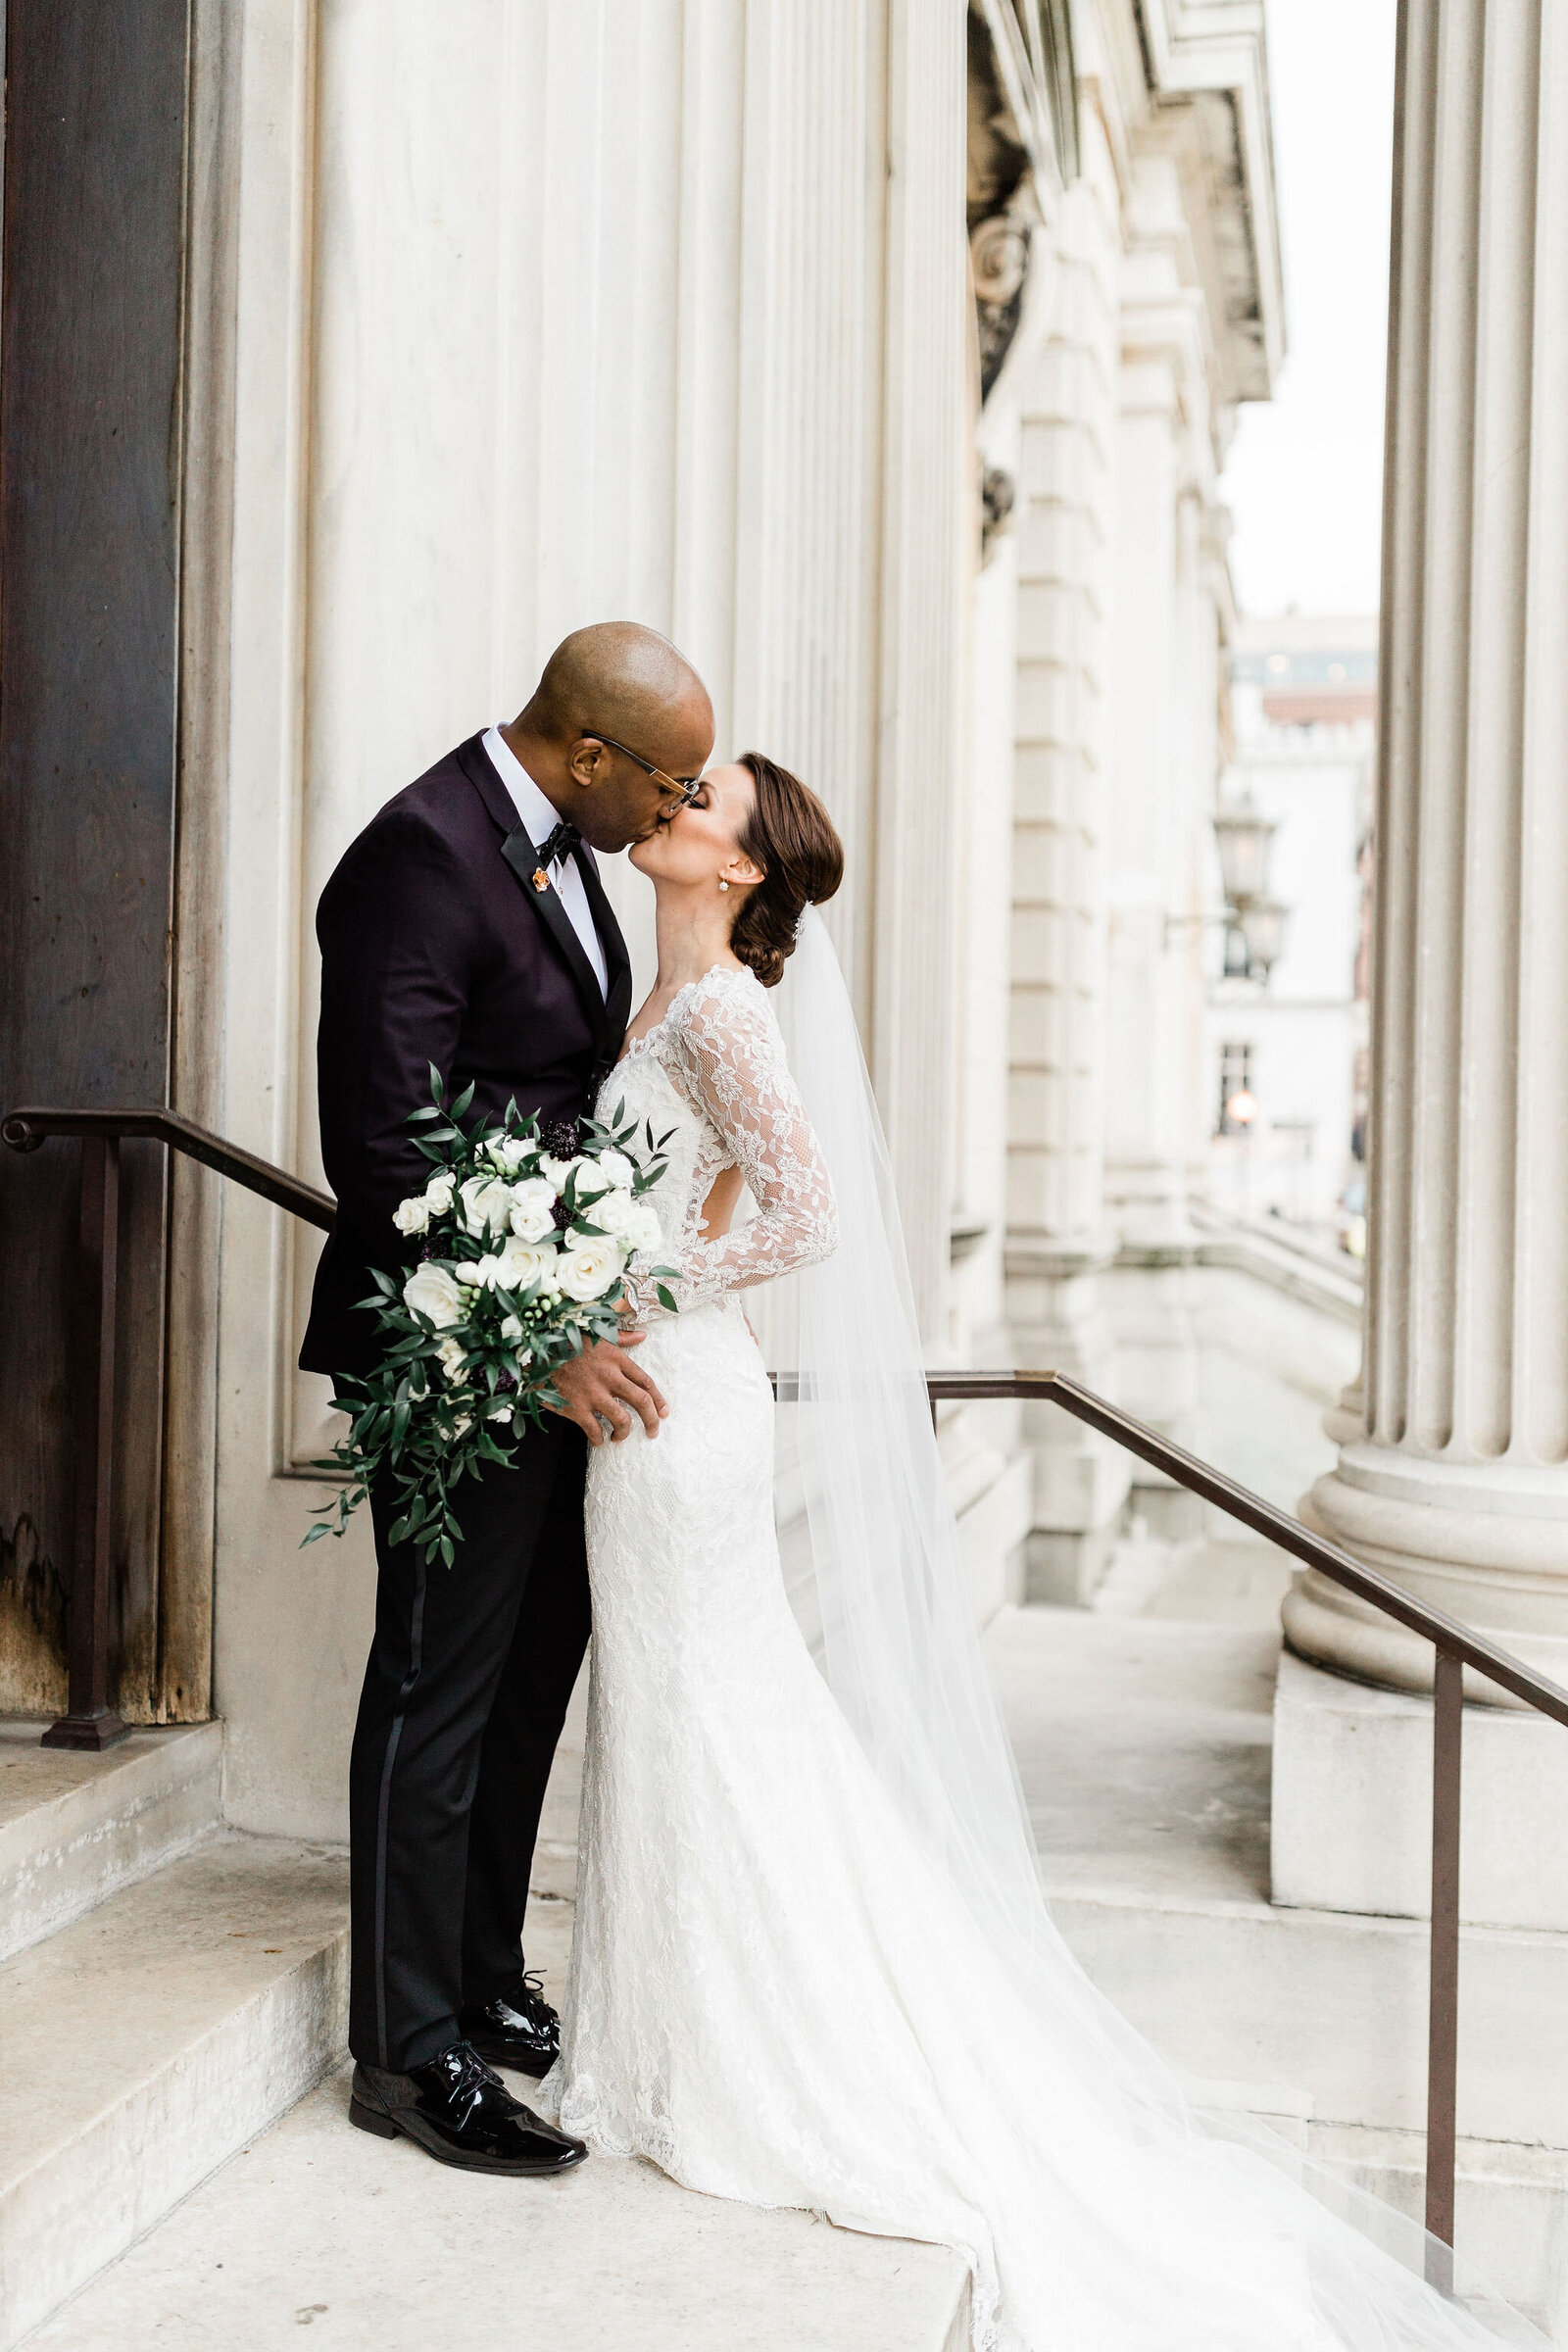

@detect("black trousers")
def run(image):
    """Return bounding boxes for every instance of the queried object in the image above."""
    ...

[347,1418,591,2072]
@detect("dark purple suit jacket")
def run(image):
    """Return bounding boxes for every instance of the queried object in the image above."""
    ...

[300,733,633,1379]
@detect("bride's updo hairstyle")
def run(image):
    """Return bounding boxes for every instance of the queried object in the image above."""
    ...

[730,752,845,988]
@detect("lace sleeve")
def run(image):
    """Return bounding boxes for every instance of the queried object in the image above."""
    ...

[637,972,838,1317]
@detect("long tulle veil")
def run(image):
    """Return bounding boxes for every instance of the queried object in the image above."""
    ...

[762,907,1541,2349]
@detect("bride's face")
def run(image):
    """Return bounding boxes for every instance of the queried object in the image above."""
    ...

[629,762,763,896]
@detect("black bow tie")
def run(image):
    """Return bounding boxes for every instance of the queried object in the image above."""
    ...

[535,819,582,871]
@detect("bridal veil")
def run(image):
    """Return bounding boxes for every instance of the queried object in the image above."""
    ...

[761,907,1540,2350]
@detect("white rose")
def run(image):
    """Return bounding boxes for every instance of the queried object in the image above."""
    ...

[500,1312,523,1342]
[436,1335,469,1386]
[538,1154,572,1191]
[488,1401,514,1424]
[582,1187,637,1237]
[403,1261,464,1329]
[497,1237,558,1294]
[556,1237,623,1302]
[459,1173,514,1240]
[557,1154,612,1205]
[594,1149,635,1191]
[392,1194,430,1237]
[422,1174,456,1216]
[624,1201,663,1254]
[508,1178,558,1242]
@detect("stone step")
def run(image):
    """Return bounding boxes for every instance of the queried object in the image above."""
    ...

[0,1718,223,1964]
[975,1604,1568,2335]
[24,1889,971,2352]
[0,1832,348,2352]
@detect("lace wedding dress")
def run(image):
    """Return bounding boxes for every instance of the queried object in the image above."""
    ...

[543,957,1536,2352]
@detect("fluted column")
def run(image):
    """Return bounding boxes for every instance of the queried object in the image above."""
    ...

[1005,142,1130,1600]
[1290,0,1568,1693]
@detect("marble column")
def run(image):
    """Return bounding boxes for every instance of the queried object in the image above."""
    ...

[1097,151,1220,1495]
[1288,0,1568,1701]
[1005,149,1130,1600]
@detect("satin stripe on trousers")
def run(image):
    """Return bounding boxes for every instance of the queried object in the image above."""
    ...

[348,1418,591,2072]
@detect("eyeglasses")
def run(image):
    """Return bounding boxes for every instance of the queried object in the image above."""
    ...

[588,732,703,808]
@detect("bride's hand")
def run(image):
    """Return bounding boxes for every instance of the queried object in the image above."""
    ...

[549,1333,668,1445]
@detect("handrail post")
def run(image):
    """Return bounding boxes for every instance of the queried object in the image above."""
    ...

[41,1136,129,1750]
[1425,1644,1462,2274]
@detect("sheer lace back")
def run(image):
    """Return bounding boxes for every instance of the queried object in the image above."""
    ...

[597,963,837,1316]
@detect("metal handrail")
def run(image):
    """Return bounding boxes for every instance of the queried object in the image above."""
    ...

[11,1105,1565,2256]
[2,1105,336,1229]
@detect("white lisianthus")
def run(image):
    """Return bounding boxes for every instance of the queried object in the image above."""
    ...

[556,1237,623,1302]
[595,1149,635,1192]
[403,1261,464,1329]
[508,1178,558,1242]
[623,1201,663,1254]
[459,1173,514,1240]
[455,1252,512,1290]
[436,1336,469,1386]
[392,1194,431,1237]
[488,1400,514,1424]
[483,1136,530,1175]
[422,1173,456,1216]
[499,1312,523,1342]
[497,1237,558,1294]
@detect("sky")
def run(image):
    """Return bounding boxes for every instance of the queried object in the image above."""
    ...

[1220,0,1398,618]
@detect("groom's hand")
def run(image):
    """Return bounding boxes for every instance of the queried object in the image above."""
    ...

[550,1335,668,1445]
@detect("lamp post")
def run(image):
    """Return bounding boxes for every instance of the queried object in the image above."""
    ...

[1213,799,1276,909]
[1167,800,1290,980]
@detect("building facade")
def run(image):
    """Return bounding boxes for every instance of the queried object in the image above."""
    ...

[0,0,1280,1834]
[1204,614,1376,1243]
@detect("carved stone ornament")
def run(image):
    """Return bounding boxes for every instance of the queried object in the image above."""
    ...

[980,465,1016,563]
[971,210,1032,402]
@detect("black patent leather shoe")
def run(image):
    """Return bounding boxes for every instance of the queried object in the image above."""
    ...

[349,2040,585,2176]
[459,1973,561,2079]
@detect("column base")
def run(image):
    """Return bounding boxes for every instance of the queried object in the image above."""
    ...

[1271,1650,1568,1932]
[40,1709,130,1751]
[1291,1448,1568,1707]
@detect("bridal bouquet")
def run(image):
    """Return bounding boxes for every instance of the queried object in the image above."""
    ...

[304,1069,678,1565]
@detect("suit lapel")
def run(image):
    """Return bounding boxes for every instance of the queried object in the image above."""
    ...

[574,845,634,1046]
[457,735,625,1049]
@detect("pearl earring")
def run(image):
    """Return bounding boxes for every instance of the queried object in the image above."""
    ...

[718,877,729,892]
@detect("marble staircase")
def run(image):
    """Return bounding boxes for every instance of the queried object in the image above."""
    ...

[7,1548,1568,2346]
[0,1715,969,2351]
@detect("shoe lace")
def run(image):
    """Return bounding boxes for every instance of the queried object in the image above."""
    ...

[516,1970,557,2031]
[447,2040,505,2098]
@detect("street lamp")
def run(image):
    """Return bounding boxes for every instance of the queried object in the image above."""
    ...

[1237,896,1289,980]
[1212,799,1276,907]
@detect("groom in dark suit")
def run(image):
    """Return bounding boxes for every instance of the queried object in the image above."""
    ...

[301,622,713,2175]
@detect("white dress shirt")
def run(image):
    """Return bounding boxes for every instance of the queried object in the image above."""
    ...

[482,725,609,998]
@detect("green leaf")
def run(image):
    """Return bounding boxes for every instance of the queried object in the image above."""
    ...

[655,1284,677,1313]
[450,1080,476,1120]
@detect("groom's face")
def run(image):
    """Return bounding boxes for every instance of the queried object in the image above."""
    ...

[568,692,714,854]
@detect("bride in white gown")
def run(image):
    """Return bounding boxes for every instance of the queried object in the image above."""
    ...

[540,752,1542,2352]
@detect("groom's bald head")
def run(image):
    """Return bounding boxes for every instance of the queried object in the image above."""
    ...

[507,621,714,853]
[531,622,712,758]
